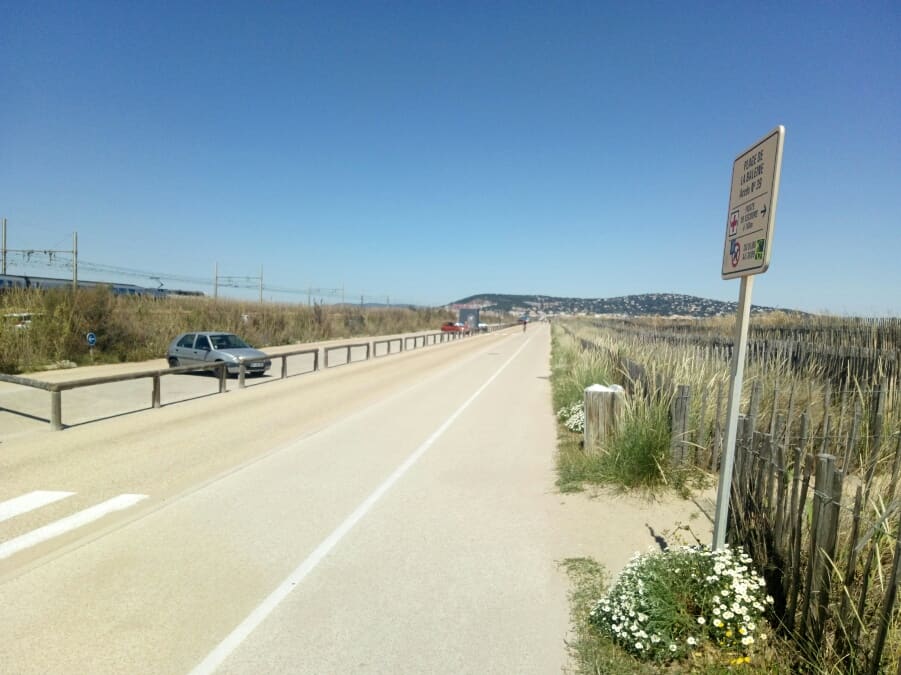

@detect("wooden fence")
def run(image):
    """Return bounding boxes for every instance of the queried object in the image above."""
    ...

[595,321,901,385]
[729,410,901,673]
[562,324,901,672]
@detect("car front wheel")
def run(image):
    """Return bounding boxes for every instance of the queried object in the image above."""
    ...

[168,357,179,368]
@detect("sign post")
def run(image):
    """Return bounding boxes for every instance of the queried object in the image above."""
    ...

[86,331,97,362]
[712,126,785,550]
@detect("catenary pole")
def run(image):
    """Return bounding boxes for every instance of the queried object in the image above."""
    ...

[2,218,7,275]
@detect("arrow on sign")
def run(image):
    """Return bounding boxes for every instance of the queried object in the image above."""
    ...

[761,205,767,216]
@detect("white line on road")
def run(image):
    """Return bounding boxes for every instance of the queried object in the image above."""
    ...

[0,490,75,523]
[189,334,535,675]
[0,494,148,560]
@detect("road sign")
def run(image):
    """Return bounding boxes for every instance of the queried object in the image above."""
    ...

[86,332,97,346]
[713,125,787,550]
[721,126,785,279]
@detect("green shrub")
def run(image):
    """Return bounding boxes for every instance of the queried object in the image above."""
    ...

[599,396,672,488]
[590,545,773,665]
[557,401,585,433]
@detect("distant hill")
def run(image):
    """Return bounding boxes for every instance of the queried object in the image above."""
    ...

[448,293,794,318]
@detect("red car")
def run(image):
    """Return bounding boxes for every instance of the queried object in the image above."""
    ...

[441,321,467,332]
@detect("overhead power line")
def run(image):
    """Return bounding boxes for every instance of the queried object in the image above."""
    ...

[1,220,417,304]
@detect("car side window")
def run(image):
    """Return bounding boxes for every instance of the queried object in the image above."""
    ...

[195,336,211,351]
[178,334,195,348]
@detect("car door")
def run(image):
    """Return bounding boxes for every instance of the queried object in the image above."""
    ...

[173,333,196,364]
[192,334,213,364]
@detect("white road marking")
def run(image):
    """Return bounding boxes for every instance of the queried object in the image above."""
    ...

[189,335,534,675]
[0,493,148,560]
[0,490,75,523]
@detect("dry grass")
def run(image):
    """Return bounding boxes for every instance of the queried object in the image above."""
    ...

[1,287,459,373]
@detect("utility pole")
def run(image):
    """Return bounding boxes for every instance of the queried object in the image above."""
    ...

[341,284,345,306]
[2,218,7,275]
[0,222,77,284]
[213,263,218,299]
[215,266,262,302]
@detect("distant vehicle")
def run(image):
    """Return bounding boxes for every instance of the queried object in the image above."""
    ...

[518,316,529,324]
[458,308,480,327]
[441,321,467,333]
[166,331,271,376]
[477,322,488,332]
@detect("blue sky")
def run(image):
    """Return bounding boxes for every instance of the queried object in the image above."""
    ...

[1,2,899,314]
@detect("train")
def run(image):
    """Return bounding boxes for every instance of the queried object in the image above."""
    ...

[0,274,204,298]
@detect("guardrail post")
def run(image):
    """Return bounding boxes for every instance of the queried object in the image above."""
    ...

[152,375,161,409]
[218,364,227,393]
[366,343,371,360]
[281,355,287,379]
[346,345,351,364]
[50,389,62,430]
[314,350,319,371]
[238,361,246,388]
[324,348,330,368]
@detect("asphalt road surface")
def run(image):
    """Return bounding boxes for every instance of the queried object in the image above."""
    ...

[0,323,579,674]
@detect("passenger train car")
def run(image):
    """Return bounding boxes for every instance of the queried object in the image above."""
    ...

[0,274,203,297]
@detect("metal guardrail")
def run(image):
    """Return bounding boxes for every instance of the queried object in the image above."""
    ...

[372,337,404,357]
[0,326,510,431]
[0,362,230,431]
[237,348,319,387]
[323,342,371,369]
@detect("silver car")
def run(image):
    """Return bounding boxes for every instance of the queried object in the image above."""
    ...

[167,331,271,376]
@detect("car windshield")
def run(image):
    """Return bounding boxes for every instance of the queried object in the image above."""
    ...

[209,334,250,350]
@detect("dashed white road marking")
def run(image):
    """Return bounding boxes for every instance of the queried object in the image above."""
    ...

[0,493,148,560]
[0,490,75,523]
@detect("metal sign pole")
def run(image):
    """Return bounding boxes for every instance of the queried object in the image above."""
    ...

[712,274,754,549]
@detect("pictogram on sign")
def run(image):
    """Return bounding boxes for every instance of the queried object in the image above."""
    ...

[729,240,740,267]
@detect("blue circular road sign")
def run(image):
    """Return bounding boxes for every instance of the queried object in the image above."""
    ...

[86,332,97,346]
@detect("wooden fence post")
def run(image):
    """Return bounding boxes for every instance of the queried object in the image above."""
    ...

[670,384,691,466]
[804,454,837,643]
[583,384,625,453]
[152,375,161,409]
[50,389,62,431]
[868,526,901,675]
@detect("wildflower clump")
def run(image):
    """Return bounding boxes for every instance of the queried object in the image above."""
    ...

[557,402,585,433]
[589,545,773,663]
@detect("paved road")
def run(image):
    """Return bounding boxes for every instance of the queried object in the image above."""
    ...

[0,323,575,674]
